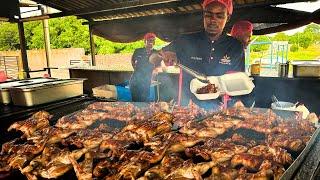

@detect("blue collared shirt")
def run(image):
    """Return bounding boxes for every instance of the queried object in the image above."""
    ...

[164,31,245,109]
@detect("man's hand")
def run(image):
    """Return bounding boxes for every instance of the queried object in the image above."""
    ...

[149,50,177,66]
[159,51,177,66]
[149,53,163,65]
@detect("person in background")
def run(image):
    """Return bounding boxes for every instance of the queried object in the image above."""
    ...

[129,33,158,102]
[230,20,253,49]
[149,0,245,109]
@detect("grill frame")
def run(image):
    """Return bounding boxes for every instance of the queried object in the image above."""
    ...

[1,99,319,179]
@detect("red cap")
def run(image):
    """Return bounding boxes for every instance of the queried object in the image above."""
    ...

[144,33,156,40]
[230,20,253,37]
[202,0,233,15]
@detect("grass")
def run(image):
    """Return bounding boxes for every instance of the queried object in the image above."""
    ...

[288,45,320,61]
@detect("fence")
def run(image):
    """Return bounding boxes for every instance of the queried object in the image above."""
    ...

[0,56,19,78]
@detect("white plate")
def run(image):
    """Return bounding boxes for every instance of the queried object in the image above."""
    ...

[190,76,221,100]
[219,72,255,96]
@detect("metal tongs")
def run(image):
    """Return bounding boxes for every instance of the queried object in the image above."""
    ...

[175,63,210,83]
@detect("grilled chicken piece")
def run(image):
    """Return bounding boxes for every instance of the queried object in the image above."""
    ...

[21,145,62,174]
[167,134,204,153]
[179,121,206,135]
[33,148,88,179]
[143,153,184,179]
[194,127,226,138]
[26,126,75,145]
[123,112,174,131]
[1,138,22,154]
[86,102,136,121]
[267,134,305,152]
[137,144,169,163]
[236,169,274,180]
[8,111,50,137]
[164,160,216,179]
[93,159,122,177]
[117,112,173,142]
[211,149,236,163]
[0,154,11,173]
[203,117,239,129]
[172,104,206,128]
[113,130,144,142]
[235,120,273,134]
[99,139,136,159]
[179,120,228,137]
[247,145,270,156]
[55,111,104,129]
[231,153,263,171]
[47,128,76,144]
[69,152,93,180]
[144,133,203,153]
[228,133,258,147]
[47,148,88,166]
[185,138,247,162]
[4,135,49,155]
[39,163,72,179]
[248,145,293,166]
[267,147,293,166]
[106,160,151,180]
[9,153,35,169]
[206,165,238,180]
[62,124,112,149]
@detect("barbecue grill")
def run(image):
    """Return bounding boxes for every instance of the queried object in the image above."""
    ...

[0,97,319,179]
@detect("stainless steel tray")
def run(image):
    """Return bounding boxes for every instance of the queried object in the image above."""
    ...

[0,78,57,104]
[9,79,85,106]
[292,61,320,77]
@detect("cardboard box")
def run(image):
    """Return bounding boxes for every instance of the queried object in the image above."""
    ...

[92,84,117,99]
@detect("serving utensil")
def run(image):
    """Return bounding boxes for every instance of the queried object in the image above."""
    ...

[271,95,282,108]
[250,100,255,110]
[176,63,209,83]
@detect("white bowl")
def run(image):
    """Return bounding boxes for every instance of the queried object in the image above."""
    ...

[190,77,220,100]
[271,101,296,111]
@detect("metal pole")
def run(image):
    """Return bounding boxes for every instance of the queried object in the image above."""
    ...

[42,6,52,76]
[89,24,96,66]
[18,21,30,78]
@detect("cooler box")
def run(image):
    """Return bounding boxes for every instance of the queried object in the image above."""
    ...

[92,84,156,102]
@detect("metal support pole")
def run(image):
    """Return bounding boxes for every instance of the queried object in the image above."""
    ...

[89,24,96,66]
[18,21,30,78]
[42,6,52,76]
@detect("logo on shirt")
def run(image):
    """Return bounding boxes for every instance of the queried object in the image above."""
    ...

[190,56,203,61]
[219,55,231,65]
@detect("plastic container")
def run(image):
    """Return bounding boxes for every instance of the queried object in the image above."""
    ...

[190,76,221,100]
[190,72,255,100]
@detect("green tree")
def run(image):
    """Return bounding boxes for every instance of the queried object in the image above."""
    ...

[0,22,20,50]
[250,35,270,52]
[49,16,90,53]
[299,32,313,49]
[0,16,168,54]
[272,32,289,41]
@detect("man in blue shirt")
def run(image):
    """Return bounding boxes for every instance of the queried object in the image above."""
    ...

[150,0,245,109]
[130,33,158,102]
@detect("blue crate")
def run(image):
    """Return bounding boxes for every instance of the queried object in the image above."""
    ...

[116,85,155,102]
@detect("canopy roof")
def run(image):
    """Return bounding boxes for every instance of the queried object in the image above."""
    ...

[3,0,320,42]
